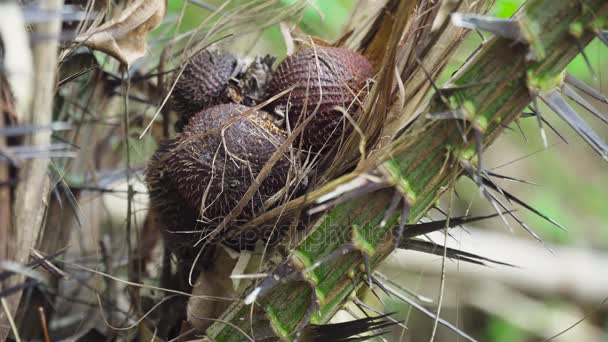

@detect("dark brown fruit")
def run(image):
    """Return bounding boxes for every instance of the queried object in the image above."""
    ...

[267,46,373,151]
[145,142,202,261]
[171,50,237,132]
[145,103,291,253]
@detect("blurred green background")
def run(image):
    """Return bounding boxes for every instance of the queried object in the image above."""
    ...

[159,1,607,341]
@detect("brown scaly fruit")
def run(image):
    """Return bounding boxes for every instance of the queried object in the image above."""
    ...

[266,46,373,152]
[171,50,238,132]
[145,103,292,256]
[145,142,201,260]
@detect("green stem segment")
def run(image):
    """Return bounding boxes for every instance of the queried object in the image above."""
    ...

[208,1,607,340]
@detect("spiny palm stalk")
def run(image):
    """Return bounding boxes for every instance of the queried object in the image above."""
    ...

[206,0,608,340]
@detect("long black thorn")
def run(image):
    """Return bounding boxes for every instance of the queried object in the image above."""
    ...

[401,243,489,267]
[480,175,567,232]
[522,109,568,144]
[482,179,513,230]
[540,89,608,159]
[414,55,445,101]
[476,29,486,43]
[403,214,507,241]
[500,122,516,132]
[373,272,433,303]
[564,73,608,104]
[400,239,515,267]
[461,161,511,229]
[454,189,464,202]
[562,84,608,125]
[486,171,539,186]
[540,116,569,144]
[351,306,408,338]
[352,299,406,330]
[369,275,392,299]
[481,181,547,244]
[299,313,398,342]
[521,108,535,117]
[482,169,512,205]
[365,282,385,306]
[351,313,400,331]
[374,278,477,342]
[351,299,372,318]
[431,206,448,219]
[431,206,472,234]
[574,39,596,79]
[514,119,528,142]
[467,164,525,235]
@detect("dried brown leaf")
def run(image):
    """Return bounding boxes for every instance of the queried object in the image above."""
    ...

[75,0,167,66]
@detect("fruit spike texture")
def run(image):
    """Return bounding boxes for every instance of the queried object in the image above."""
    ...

[171,50,238,132]
[145,103,291,256]
[267,46,373,151]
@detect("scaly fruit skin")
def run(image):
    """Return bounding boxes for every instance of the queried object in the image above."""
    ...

[171,50,238,132]
[145,103,291,254]
[145,138,207,267]
[267,46,373,152]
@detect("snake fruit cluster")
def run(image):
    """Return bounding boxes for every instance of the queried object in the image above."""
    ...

[146,46,372,257]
